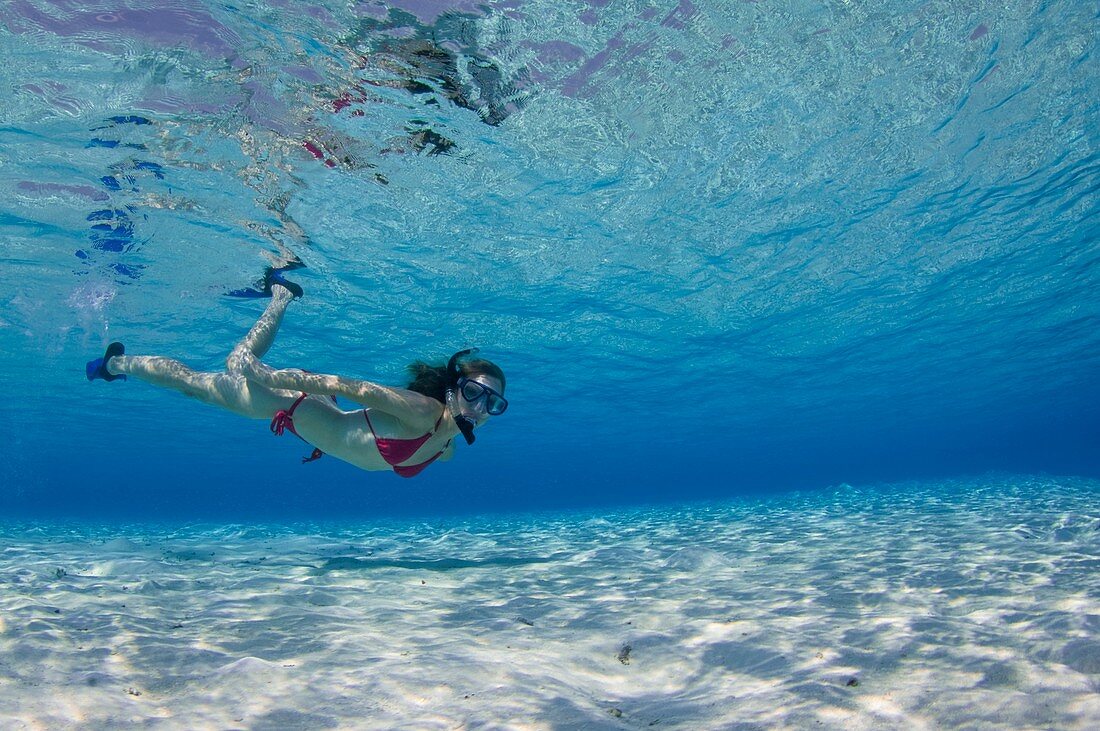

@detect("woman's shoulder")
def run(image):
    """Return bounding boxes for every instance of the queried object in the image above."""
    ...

[388,386,447,423]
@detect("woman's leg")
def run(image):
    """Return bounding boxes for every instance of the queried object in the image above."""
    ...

[227,286,294,373]
[101,285,299,418]
[106,287,297,418]
[105,355,295,419]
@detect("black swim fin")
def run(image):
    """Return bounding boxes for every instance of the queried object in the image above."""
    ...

[227,266,303,299]
[86,342,126,382]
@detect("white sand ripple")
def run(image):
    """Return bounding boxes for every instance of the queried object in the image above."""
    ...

[0,475,1098,729]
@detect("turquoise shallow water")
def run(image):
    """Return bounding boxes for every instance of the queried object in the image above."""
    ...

[0,0,1096,517]
[0,3,1098,723]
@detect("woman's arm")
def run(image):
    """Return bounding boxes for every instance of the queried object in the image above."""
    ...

[236,351,441,428]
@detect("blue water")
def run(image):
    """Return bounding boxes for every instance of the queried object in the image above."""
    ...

[1,0,1097,519]
[1,5,1099,726]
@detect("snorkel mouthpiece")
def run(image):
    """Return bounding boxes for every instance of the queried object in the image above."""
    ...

[447,347,480,445]
[455,414,477,445]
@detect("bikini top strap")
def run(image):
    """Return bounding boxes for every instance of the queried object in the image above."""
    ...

[363,409,379,438]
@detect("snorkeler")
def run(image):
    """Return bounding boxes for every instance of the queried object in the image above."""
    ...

[84,269,507,478]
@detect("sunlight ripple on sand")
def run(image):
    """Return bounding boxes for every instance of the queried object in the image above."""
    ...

[0,476,1098,729]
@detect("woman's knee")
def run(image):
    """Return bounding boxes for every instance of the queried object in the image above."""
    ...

[226,345,249,374]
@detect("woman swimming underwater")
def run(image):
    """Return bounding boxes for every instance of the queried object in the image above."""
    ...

[85,269,507,478]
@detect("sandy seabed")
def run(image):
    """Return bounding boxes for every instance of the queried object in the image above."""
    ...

[1,476,1098,730]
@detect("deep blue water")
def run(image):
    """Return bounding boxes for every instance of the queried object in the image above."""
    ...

[0,0,1097,519]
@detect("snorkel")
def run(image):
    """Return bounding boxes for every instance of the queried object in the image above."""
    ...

[446,347,479,445]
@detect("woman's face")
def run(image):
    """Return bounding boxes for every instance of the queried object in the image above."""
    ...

[455,373,507,427]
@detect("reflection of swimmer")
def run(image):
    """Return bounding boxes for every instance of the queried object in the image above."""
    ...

[85,271,507,478]
[303,11,529,166]
[364,36,526,127]
[347,8,529,127]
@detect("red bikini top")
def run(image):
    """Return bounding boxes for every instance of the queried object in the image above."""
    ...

[270,394,449,478]
[364,409,450,478]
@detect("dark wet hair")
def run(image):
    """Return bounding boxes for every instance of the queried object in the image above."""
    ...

[406,356,506,403]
